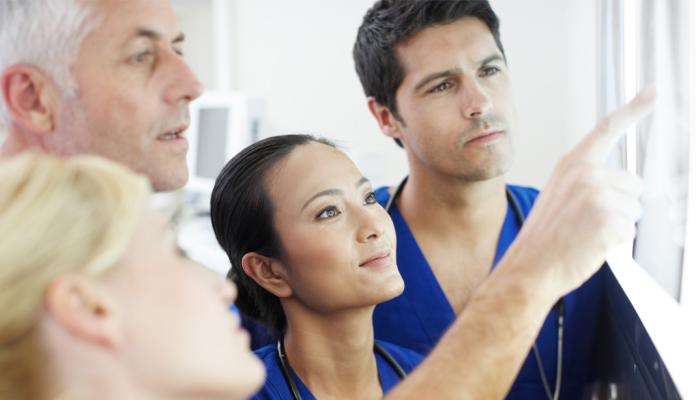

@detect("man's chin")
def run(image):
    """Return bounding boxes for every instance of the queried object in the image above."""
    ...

[149,168,188,192]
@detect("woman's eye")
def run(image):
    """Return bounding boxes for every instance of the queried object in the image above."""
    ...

[480,66,501,77]
[365,191,377,205]
[429,81,453,94]
[317,206,341,219]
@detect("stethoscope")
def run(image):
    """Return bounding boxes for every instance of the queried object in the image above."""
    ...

[276,335,407,400]
[386,177,564,400]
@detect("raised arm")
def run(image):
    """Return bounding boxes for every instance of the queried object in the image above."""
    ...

[386,87,656,399]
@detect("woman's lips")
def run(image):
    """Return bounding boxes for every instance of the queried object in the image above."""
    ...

[359,250,392,268]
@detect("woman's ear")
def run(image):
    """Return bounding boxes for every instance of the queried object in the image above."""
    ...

[241,252,293,298]
[43,275,122,348]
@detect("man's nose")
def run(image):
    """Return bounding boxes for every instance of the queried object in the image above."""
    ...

[460,78,492,119]
[162,52,204,105]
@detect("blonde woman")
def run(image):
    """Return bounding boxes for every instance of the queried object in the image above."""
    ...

[0,153,264,400]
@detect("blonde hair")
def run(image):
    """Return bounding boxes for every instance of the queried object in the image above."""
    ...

[0,153,151,400]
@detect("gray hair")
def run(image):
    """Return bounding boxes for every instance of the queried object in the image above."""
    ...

[0,0,99,133]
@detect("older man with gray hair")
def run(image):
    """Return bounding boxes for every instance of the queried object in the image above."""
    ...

[0,0,202,191]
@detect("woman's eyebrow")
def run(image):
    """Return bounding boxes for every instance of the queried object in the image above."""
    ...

[301,188,343,211]
[301,177,370,211]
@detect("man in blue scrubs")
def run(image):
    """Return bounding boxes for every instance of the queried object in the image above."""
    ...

[354,1,603,398]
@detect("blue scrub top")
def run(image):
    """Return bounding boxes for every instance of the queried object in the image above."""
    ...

[373,184,604,399]
[248,340,423,399]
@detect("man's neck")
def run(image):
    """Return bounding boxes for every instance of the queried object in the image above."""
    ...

[397,168,508,237]
[282,303,383,399]
[395,169,510,313]
[1,128,44,157]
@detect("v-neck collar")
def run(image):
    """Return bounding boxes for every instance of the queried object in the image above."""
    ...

[385,186,522,342]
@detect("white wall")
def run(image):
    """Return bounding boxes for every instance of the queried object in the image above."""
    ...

[176,0,599,189]
[494,0,598,186]
[172,0,217,90]
[232,0,405,188]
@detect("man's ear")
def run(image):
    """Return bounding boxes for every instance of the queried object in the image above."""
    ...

[241,252,293,298]
[1,64,61,134]
[43,275,121,348]
[367,96,404,141]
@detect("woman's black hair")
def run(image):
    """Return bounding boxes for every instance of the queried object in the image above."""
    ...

[210,134,335,336]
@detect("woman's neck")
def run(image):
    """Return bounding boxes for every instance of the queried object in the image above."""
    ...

[52,354,241,400]
[282,305,383,400]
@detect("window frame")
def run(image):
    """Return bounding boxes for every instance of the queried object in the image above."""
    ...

[602,1,695,397]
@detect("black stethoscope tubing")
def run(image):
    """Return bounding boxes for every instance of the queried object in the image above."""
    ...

[386,176,564,400]
[276,336,407,400]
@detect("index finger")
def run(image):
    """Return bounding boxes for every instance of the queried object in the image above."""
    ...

[574,86,656,164]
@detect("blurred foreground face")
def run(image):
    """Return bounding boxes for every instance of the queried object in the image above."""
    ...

[0,154,264,400]
[265,142,404,312]
[102,206,264,398]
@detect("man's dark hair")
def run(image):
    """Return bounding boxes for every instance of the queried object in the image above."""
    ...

[353,0,505,147]
[210,134,335,336]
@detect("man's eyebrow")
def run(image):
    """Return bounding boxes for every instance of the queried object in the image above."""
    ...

[301,177,371,211]
[134,28,161,41]
[479,54,506,66]
[132,28,185,44]
[414,68,461,92]
[412,54,506,92]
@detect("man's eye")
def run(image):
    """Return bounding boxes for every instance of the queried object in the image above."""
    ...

[317,206,341,219]
[365,191,377,205]
[480,66,501,77]
[173,46,184,56]
[429,81,453,94]
[132,50,155,64]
